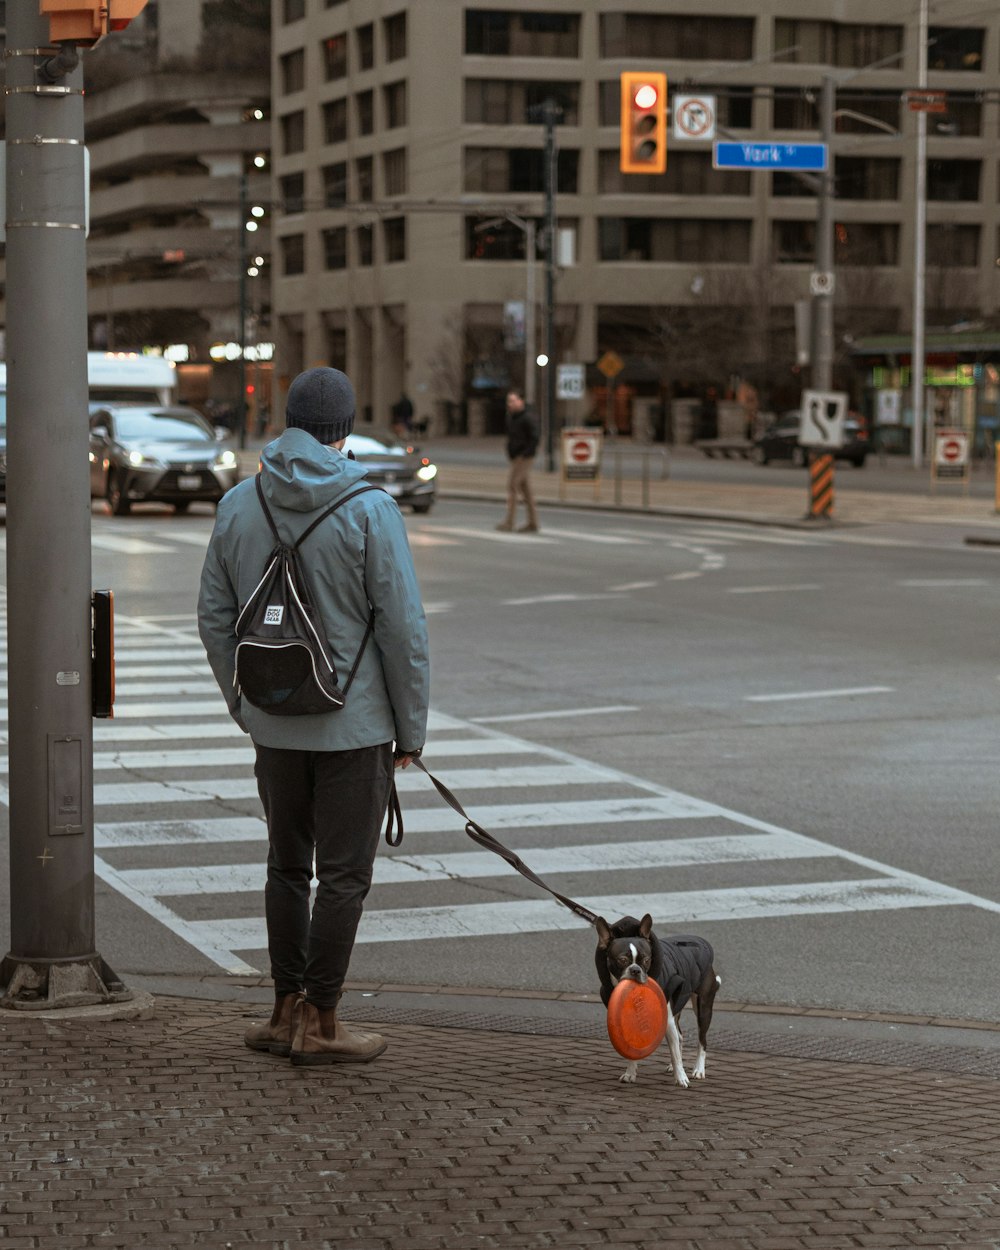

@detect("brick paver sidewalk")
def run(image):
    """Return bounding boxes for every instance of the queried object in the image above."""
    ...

[3,995,1000,1249]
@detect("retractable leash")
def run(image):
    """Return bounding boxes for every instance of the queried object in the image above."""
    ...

[381,758,599,928]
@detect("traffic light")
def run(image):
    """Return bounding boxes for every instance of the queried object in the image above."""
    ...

[619,71,668,175]
[40,2,149,46]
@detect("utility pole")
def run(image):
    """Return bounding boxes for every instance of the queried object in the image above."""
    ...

[237,172,249,449]
[911,0,929,467]
[1,6,129,1010]
[542,99,559,473]
[811,76,836,393]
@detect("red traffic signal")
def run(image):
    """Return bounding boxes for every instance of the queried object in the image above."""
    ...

[619,71,668,175]
[40,1,149,46]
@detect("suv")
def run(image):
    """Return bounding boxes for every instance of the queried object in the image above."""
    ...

[751,411,869,468]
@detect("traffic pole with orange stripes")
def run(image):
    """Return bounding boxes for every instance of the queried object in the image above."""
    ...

[807,451,835,519]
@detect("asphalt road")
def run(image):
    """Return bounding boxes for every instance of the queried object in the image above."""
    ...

[2,495,999,1024]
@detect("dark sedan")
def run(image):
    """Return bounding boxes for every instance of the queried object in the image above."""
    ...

[751,412,869,468]
[343,429,437,512]
[89,404,239,514]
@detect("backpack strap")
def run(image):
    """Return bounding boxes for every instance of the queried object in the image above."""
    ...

[253,477,383,696]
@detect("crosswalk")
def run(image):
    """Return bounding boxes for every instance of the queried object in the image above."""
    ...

[2,609,998,978]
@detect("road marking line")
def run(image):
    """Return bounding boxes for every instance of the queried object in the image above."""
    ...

[423,525,559,545]
[898,579,991,588]
[90,535,175,554]
[501,593,628,605]
[533,527,648,545]
[729,583,823,594]
[113,831,830,897]
[610,581,658,591]
[745,686,894,703]
[472,705,639,724]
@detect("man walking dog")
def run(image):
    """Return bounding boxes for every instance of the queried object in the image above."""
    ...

[198,366,430,1065]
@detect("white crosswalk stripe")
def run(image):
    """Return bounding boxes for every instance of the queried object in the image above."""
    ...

[4,615,999,978]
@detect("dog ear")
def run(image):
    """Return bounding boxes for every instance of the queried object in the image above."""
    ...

[639,914,654,939]
[594,917,612,948]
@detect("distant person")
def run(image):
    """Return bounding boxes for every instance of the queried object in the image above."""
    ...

[391,393,414,438]
[198,366,430,1066]
[496,387,540,534]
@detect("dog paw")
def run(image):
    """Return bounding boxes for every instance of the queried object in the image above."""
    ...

[619,1063,638,1084]
[692,1069,707,1080]
[674,1070,691,1089]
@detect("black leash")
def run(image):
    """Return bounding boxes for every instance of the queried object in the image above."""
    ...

[382,758,599,928]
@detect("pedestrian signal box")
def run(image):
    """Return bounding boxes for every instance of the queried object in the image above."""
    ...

[620,72,668,174]
[40,1,149,46]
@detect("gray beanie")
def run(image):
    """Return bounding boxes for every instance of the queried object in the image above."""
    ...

[285,367,356,444]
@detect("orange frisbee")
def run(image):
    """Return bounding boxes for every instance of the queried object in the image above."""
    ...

[607,977,668,1060]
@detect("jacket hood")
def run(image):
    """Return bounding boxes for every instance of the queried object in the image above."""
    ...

[259,427,368,512]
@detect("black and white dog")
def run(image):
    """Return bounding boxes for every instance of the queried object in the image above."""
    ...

[595,913,720,1086]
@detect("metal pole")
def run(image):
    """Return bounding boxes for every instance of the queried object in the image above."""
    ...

[2,8,126,1007]
[524,219,536,406]
[912,0,928,468]
[544,101,558,473]
[237,172,248,449]
[811,76,836,393]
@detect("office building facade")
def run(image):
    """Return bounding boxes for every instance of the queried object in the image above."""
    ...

[273,0,1000,437]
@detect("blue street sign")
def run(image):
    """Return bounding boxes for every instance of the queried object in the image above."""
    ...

[713,141,828,171]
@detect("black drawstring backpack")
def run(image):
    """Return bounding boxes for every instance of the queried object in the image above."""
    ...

[234,475,381,716]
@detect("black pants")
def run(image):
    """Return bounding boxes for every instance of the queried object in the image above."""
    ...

[254,742,394,1008]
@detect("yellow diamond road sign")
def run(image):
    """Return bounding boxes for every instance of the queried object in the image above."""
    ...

[597,351,624,378]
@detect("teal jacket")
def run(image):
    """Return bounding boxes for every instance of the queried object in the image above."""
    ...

[198,428,429,752]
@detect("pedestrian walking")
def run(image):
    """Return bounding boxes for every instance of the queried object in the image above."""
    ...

[497,387,541,533]
[198,366,430,1065]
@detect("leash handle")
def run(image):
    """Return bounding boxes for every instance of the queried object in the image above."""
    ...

[410,758,598,926]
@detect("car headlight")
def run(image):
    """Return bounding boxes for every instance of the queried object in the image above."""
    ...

[128,450,164,468]
[213,450,238,470]
[416,462,437,482]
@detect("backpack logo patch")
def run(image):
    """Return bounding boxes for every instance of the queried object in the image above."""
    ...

[264,605,284,626]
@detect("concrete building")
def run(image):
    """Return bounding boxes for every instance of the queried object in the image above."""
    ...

[272,0,1000,441]
[81,0,272,420]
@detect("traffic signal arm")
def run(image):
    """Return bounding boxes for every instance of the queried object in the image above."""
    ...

[620,71,668,175]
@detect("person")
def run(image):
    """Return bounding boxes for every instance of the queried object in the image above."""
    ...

[497,387,540,533]
[390,393,413,438]
[198,366,430,1066]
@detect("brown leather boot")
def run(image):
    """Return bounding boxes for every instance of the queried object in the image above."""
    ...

[244,991,303,1057]
[290,1000,387,1065]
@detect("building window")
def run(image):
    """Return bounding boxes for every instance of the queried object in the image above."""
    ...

[356,22,375,70]
[466,215,541,260]
[929,26,984,71]
[464,79,580,126]
[597,150,749,196]
[281,172,305,214]
[355,155,374,201]
[356,90,375,136]
[322,161,347,207]
[357,224,374,266]
[600,13,753,60]
[384,80,407,129]
[835,157,900,201]
[323,98,347,144]
[927,223,979,266]
[928,159,981,201]
[465,10,580,57]
[464,147,579,194]
[281,234,305,276]
[772,220,816,264]
[323,226,347,270]
[323,34,347,80]
[833,222,899,265]
[598,218,752,263]
[930,93,980,137]
[383,217,406,263]
[282,0,304,23]
[280,110,305,156]
[835,90,901,135]
[382,148,407,196]
[774,20,903,68]
[281,49,305,95]
[384,11,407,61]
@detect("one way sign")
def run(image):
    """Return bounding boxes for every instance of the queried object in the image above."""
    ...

[800,390,848,448]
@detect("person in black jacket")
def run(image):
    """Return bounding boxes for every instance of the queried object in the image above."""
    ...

[496,388,541,533]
